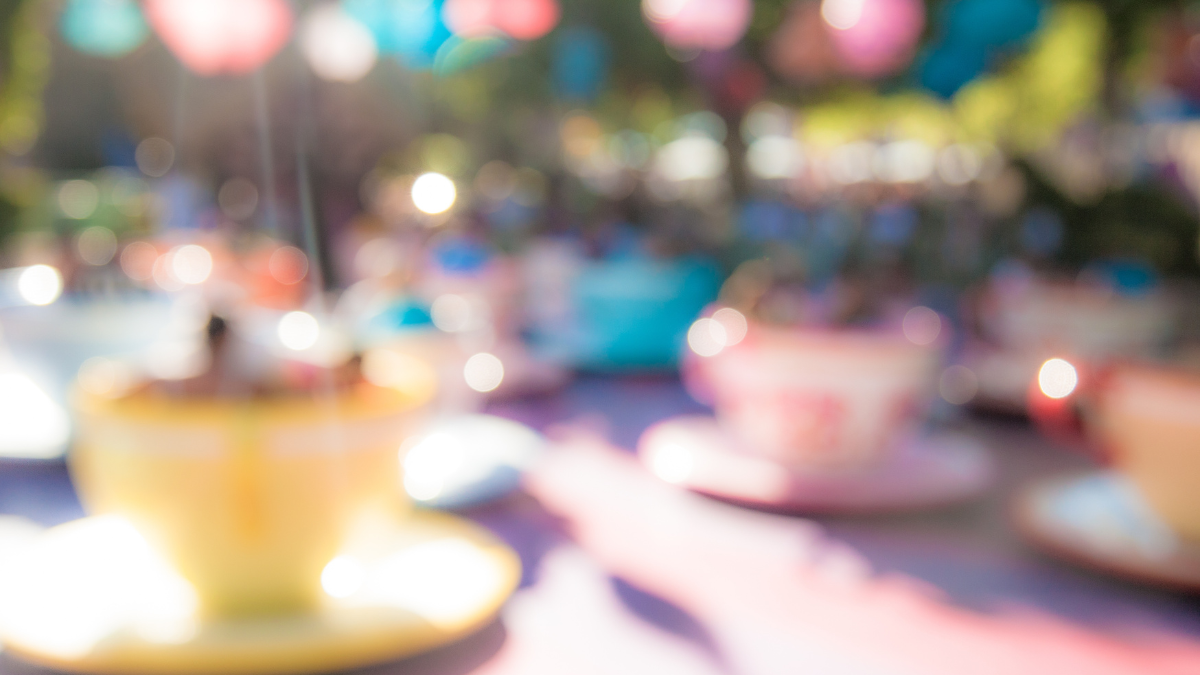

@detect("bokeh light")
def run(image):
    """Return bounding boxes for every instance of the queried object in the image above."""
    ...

[403,432,465,501]
[687,317,727,357]
[168,245,212,285]
[61,0,150,58]
[939,365,979,405]
[268,246,309,285]
[144,0,294,76]
[902,306,941,346]
[711,307,747,346]
[57,180,99,220]
[0,372,70,460]
[17,265,63,306]
[77,226,118,266]
[135,137,175,177]
[642,0,752,51]
[120,242,158,281]
[411,172,457,214]
[443,0,560,40]
[648,441,694,484]
[301,3,378,82]
[463,352,504,392]
[1038,358,1078,400]
[321,555,365,599]
[362,348,438,398]
[217,178,258,220]
[278,311,320,351]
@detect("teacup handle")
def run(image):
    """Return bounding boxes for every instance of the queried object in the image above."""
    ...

[1025,357,1111,463]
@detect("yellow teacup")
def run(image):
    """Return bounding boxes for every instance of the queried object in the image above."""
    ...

[70,384,429,617]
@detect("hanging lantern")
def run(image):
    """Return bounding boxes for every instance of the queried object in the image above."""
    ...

[61,0,149,58]
[642,0,752,51]
[301,3,379,82]
[144,0,293,76]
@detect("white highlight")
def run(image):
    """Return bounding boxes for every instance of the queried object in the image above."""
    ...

[412,172,457,215]
[821,0,864,29]
[649,442,694,484]
[169,245,212,285]
[687,317,727,357]
[1038,358,1079,400]
[403,432,466,501]
[277,311,320,351]
[17,265,63,306]
[464,352,504,393]
[321,555,366,599]
[0,372,70,458]
[711,307,748,347]
[301,4,378,83]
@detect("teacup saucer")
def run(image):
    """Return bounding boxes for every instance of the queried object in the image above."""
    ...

[403,414,546,510]
[637,416,992,513]
[1014,471,1200,590]
[0,512,520,675]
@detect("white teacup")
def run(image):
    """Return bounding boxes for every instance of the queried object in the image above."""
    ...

[694,325,937,470]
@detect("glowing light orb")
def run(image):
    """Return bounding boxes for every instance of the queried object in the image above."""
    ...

[168,245,212,285]
[746,136,804,180]
[144,0,293,76]
[443,0,560,40]
[278,311,320,351]
[939,365,978,405]
[411,172,457,214]
[642,0,752,51]
[17,265,63,306]
[135,137,175,177]
[403,432,465,500]
[301,4,379,82]
[649,442,694,484]
[656,136,728,182]
[823,0,924,77]
[463,352,504,392]
[61,0,150,58]
[431,293,473,332]
[687,317,727,357]
[711,307,747,346]
[902,306,941,345]
[1038,358,1078,400]
[362,348,438,398]
[321,556,365,599]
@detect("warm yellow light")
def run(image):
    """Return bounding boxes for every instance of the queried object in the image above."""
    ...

[411,172,457,215]
[1038,358,1078,399]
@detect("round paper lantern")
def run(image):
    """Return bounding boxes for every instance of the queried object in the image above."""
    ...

[301,3,378,82]
[642,0,752,51]
[61,0,149,58]
[821,0,924,77]
[442,0,559,41]
[144,0,293,75]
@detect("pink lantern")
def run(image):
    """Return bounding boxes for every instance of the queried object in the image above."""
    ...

[145,0,293,76]
[443,0,560,41]
[821,0,924,77]
[643,0,752,51]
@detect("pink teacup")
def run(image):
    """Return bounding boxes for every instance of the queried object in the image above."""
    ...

[691,324,938,470]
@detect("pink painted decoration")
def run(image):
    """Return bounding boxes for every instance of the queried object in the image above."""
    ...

[144,0,293,76]
[825,0,925,77]
[642,0,752,51]
[443,0,560,41]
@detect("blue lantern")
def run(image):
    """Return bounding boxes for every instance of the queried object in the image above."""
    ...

[61,0,149,58]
